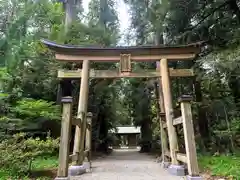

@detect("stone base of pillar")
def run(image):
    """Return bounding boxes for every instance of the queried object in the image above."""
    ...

[68,165,86,176]
[168,164,185,176]
[187,175,203,180]
[54,177,70,180]
[84,162,92,172]
[161,161,170,168]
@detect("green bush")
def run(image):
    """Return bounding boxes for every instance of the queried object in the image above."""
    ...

[199,154,240,179]
[13,98,61,120]
[0,133,59,177]
[0,97,61,140]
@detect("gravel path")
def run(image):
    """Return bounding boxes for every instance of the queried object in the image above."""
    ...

[71,148,184,180]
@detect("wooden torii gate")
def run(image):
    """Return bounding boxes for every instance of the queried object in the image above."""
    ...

[41,39,203,180]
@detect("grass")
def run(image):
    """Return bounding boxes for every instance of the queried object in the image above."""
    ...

[31,156,58,170]
[198,154,240,179]
[0,156,58,180]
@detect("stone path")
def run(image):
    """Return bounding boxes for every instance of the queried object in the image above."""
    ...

[72,148,184,180]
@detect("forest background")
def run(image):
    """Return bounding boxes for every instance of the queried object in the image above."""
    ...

[0,0,240,179]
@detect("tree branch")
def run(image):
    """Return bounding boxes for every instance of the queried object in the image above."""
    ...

[184,0,230,32]
[167,0,231,44]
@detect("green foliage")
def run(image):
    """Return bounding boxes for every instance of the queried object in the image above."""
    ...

[0,0,239,179]
[66,22,117,46]
[199,46,240,78]
[0,156,58,180]
[0,0,121,155]
[125,0,240,156]
[0,133,59,177]
[88,0,120,43]
[199,155,240,179]
[13,98,61,120]
[0,96,61,141]
[31,156,58,171]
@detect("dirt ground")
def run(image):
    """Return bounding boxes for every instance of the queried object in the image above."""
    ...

[71,148,184,180]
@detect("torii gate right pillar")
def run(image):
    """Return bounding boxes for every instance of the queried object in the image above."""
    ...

[160,58,185,175]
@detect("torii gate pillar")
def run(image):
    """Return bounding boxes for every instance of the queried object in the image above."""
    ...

[70,60,90,175]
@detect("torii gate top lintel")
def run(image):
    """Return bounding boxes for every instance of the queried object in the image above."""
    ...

[41,39,203,78]
[41,39,203,62]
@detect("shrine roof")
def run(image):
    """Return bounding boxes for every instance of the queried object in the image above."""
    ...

[109,126,141,134]
[41,39,203,57]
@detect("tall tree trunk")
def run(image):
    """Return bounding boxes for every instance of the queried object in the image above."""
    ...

[193,78,209,150]
[228,74,240,112]
[139,90,152,153]
[64,0,77,31]
[56,0,78,103]
[140,118,152,153]
[56,82,62,104]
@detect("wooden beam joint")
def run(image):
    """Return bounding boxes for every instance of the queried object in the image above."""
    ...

[165,151,187,163]
[173,116,183,126]
[178,95,193,102]
[159,112,166,117]
[69,154,78,163]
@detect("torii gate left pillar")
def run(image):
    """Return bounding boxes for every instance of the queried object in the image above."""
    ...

[69,60,90,176]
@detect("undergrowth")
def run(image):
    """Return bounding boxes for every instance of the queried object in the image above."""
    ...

[0,156,58,180]
[0,133,59,180]
[199,154,240,179]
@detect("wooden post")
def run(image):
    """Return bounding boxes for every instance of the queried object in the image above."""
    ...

[157,84,168,162]
[57,96,72,178]
[160,58,179,165]
[85,112,92,163]
[73,60,90,165]
[154,77,168,163]
[179,95,200,176]
[159,113,168,161]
